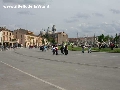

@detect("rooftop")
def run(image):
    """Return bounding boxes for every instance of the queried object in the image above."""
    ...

[0,27,13,32]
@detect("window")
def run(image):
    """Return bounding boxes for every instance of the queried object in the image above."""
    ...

[7,32,8,35]
[21,35,22,38]
[10,33,11,36]
[3,32,5,35]
[16,32,17,34]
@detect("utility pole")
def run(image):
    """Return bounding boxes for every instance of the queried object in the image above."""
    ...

[52,25,56,44]
[94,33,95,47]
[77,32,78,38]
[77,32,79,46]
[118,33,120,48]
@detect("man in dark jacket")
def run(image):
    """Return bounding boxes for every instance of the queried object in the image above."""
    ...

[60,45,64,54]
[64,45,68,55]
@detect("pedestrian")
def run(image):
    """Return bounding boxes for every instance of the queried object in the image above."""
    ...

[99,43,101,50]
[82,45,85,53]
[110,42,114,50]
[55,45,58,55]
[52,45,56,55]
[64,45,68,55]
[88,44,91,53]
[41,45,44,51]
[60,45,64,54]
[47,45,50,50]
[44,45,47,51]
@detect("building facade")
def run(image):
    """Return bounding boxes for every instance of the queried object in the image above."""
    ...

[0,27,15,47]
[13,28,42,47]
[55,32,68,44]
[0,31,2,44]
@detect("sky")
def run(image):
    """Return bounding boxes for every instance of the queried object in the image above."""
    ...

[0,0,120,38]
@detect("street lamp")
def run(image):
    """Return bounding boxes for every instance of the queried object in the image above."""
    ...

[119,33,120,48]
[52,25,56,33]
[52,25,56,44]
[84,37,87,46]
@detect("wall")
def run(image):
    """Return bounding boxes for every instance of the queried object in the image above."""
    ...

[56,32,68,44]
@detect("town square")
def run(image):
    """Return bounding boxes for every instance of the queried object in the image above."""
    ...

[0,0,120,90]
[0,48,120,90]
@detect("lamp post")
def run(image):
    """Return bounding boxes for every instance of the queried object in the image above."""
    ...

[84,37,86,46]
[93,33,95,47]
[52,25,56,44]
[52,25,56,33]
[119,33,120,48]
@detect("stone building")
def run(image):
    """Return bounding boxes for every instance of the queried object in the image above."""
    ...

[0,27,15,47]
[13,28,42,47]
[0,31,2,44]
[55,32,68,44]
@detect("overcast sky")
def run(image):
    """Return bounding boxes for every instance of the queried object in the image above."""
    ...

[0,0,120,38]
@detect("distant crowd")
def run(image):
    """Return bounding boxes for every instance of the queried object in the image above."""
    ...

[38,44,68,55]
[0,44,20,51]
[1,41,118,54]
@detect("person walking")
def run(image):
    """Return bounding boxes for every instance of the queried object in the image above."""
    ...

[60,45,64,54]
[41,45,44,51]
[110,42,114,50]
[55,45,58,55]
[44,45,47,51]
[82,45,85,53]
[64,45,68,55]
[52,45,56,55]
[88,44,91,53]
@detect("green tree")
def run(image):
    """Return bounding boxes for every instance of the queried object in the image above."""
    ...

[114,33,119,43]
[104,35,110,42]
[109,35,113,42]
[98,34,104,42]
[42,39,45,45]
[42,34,55,44]
[51,39,56,44]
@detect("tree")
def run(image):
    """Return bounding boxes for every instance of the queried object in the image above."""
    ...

[42,38,45,45]
[51,39,56,44]
[109,35,113,42]
[41,33,54,44]
[114,33,119,43]
[98,34,104,42]
[104,35,110,42]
